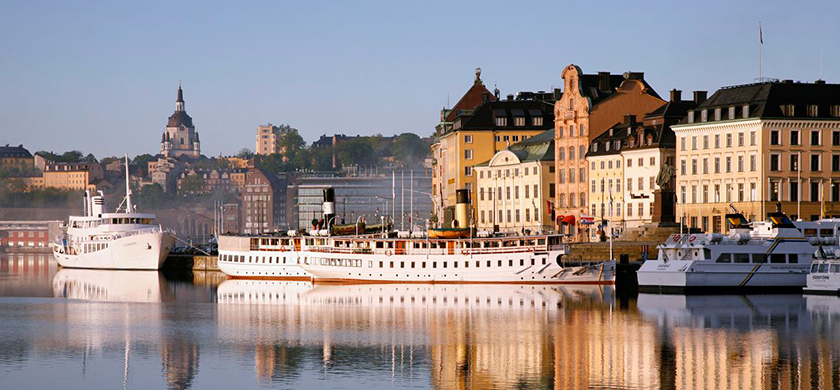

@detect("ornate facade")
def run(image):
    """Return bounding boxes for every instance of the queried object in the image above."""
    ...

[160,85,201,158]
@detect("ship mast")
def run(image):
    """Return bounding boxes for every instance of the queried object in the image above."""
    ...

[124,154,133,213]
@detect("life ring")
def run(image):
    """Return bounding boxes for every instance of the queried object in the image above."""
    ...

[688,235,697,243]
[461,249,468,255]
[385,249,392,256]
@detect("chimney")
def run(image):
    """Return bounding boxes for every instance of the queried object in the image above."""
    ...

[506,94,514,101]
[624,114,636,126]
[626,72,645,80]
[553,88,562,100]
[816,79,826,85]
[669,89,682,102]
[598,72,611,91]
[693,91,707,104]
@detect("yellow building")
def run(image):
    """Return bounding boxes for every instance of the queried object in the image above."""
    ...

[586,126,626,240]
[432,68,555,226]
[43,162,104,191]
[474,130,555,233]
[674,80,840,232]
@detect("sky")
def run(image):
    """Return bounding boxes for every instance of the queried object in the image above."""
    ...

[1,0,839,159]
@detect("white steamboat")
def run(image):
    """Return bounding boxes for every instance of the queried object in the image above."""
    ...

[53,157,175,270]
[638,211,840,293]
[218,188,615,284]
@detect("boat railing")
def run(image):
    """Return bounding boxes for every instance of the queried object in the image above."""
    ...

[303,245,549,256]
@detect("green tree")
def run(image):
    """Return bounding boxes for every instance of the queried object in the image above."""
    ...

[392,133,429,165]
[335,139,375,167]
[179,174,205,195]
[138,183,165,209]
[236,148,254,159]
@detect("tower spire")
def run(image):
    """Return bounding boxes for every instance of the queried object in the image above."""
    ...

[175,83,185,111]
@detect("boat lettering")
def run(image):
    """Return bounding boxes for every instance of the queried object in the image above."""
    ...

[812,275,830,280]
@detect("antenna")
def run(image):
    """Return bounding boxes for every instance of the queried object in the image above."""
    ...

[820,46,824,80]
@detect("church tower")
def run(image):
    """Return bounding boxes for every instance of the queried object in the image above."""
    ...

[160,84,201,158]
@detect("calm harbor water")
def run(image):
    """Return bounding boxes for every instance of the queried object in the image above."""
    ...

[2,253,840,389]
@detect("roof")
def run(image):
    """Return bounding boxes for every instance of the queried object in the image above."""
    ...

[443,69,494,123]
[476,129,555,167]
[0,145,32,159]
[575,71,662,107]
[454,97,555,132]
[683,80,840,123]
[176,85,184,103]
[167,110,194,128]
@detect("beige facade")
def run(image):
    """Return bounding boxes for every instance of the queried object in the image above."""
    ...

[677,119,840,231]
[474,150,554,233]
[43,162,104,191]
[587,151,624,238]
[254,124,291,155]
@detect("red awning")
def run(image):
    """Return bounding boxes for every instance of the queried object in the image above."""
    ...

[562,215,576,225]
[555,215,565,224]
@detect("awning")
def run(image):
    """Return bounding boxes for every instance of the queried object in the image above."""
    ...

[580,215,595,225]
[562,215,576,225]
[555,215,565,224]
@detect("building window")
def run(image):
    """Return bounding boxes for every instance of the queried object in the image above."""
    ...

[769,181,780,202]
[833,154,840,172]
[638,177,644,191]
[714,158,720,173]
[811,153,821,171]
[494,135,501,142]
[749,155,756,171]
[692,136,697,150]
[627,203,633,217]
[580,192,585,207]
[627,159,632,168]
[738,132,744,146]
[790,181,799,202]
[781,105,795,116]
[789,130,799,145]
[834,131,840,146]
[533,117,543,126]
[638,158,644,167]
[691,159,697,175]
[703,135,709,149]
[770,154,780,171]
[680,137,686,151]
[464,149,473,160]
[702,158,709,174]
[790,154,799,171]
[559,170,565,184]
[638,203,644,216]
[650,177,655,191]
[726,134,733,148]
[714,134,720,148]
[811,130,821,146]
[558,148,565,161]
[465,166,473,176]
[496,117,507,126]
[514,117,525,126]
[725,156,732,173]
[811,182,820,202]
[568,147,575,160]
[513,135,520,142]
[770,130,780,145]
[680,160,686,175]
[737,156,744,172]
[569,169,575,183]
[808,105,819,117]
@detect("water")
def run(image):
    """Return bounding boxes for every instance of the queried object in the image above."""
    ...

[2,253,840,389]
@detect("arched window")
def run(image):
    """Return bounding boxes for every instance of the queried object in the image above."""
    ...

[580,192,586,207]
[570,193,576,208]
[180,138,185,145]
[580,145,585,158]
[569,147,575,160]
[558,148,565,161]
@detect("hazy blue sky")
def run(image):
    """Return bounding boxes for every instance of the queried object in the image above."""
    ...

[1,0,838,158]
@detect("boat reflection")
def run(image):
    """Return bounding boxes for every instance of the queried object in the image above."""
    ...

[53,268,166,302]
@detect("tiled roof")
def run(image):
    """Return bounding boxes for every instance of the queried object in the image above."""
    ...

[0,145,32,159]
[456,97,555,131]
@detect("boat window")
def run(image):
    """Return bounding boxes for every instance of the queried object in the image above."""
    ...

[537,239,546,245]
[389,262,394,268]
[400,262,404,268]
[715,253,731,263]
[788,254,798,263]
[821,229,834,236]
[831,264,840,273]
[818,264,829,273]
[520,259,524,266]
[443,262,447,268]
[465,261,469,268]
[812,264,820,273]
[703,249,712,259]
[804,229,817,236]
[475,261,480,268]
[376,242,384,249]
[734,253,750,263]
[487,261,491,267]
[433,262,437,268]
[379,261,383,268]
[422,262,426,268]
[753,254,767,263]
[770,254,786,263]
[453,261,458,268]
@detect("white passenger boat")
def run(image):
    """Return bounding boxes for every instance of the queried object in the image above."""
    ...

[218,188,615,284]
[637,211,840,293]
[52,157,175,270]
[803,234,840,294]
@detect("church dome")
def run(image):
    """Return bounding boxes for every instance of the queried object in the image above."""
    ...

[167,111,193,128]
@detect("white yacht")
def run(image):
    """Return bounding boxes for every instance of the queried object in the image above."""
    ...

[803,233,840,294]
[53,157,175,270]
[638,211,840,293]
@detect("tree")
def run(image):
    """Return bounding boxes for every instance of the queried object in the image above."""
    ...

[179,174,205,195]
[138,183,165,209]
[279,130,305,161]
[236,148,254,159]
[392,133,429,166]
[335,139,375,167]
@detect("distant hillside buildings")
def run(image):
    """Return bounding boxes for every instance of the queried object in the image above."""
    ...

[160,85,201,158]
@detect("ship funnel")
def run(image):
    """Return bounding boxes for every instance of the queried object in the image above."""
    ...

[91,192,106,217]
[454,189,470,228]
[84,190,91,217]
[322,188,336,228]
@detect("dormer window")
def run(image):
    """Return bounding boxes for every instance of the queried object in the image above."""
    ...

[701,110,708,122]
[614,140,621,150]
[781,104,795,116]
[714,108,721,121]
[831,105,840,117]
[742,105,750,118]
[605,142,611,151]
[592,143,598,152]
[728,106,736,119]
[807,105,819,117]
[688,111,695,123]
[532,116,543,126]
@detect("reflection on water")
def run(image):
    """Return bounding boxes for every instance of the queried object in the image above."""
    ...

[4,253,840,389]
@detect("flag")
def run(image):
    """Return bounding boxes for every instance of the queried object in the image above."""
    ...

[759,22,763,44]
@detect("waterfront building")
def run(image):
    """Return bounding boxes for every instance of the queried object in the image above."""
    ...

[43,162,105,191]
[673,80,840,232]
[587,122,626,239]
[255,124,294,156]
[160,85,201,158]
[242,167,288,234]
[432,68,555,226]
[0,220,62,249]
[554,65,664,239]
[474,130,555,234]
[0,144,34,171]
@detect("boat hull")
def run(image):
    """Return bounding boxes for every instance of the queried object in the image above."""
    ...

[53,232,175,270]
[299,252,615,284]
[638,259,809,293]
[217,250,311,280]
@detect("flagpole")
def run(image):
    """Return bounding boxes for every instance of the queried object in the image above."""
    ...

[759,21,763,80]
[609,184,614,262]
[797,152,801,219]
